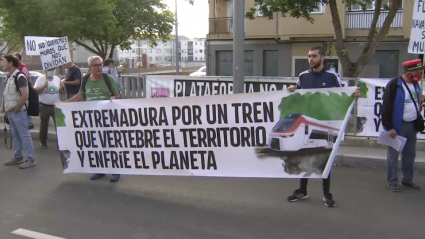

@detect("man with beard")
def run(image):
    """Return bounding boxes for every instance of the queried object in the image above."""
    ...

[287,46,359,207]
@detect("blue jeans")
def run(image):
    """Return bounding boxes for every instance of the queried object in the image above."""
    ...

[7,110,35,161]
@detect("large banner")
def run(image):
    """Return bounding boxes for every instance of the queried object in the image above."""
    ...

[145,75,352,98]
[145,76,296,98]
[55,88,356,178]
[356,78,425,139]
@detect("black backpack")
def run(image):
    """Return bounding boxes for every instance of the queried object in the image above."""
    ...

[14,72,39,116]
[80,73,120,97]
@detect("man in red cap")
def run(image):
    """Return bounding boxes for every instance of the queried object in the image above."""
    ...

[381,59,424,192]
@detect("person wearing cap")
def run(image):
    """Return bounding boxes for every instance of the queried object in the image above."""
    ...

[381,59,424,192]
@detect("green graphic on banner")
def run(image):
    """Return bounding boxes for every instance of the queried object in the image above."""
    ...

[278,92,354,121]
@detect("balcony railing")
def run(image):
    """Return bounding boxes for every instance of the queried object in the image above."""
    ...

[209,17,233,34]
[346,10,403,29]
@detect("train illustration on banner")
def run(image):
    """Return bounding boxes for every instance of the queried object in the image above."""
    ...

[268,114,339,152]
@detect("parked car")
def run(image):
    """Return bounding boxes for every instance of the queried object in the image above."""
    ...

[29,71,44,77]
[189,66,206,76]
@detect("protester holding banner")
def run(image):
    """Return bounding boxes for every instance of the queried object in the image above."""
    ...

[33,68,64,149]
[287,46,359,207]
[381,59,424,192]
[65,56,122,182]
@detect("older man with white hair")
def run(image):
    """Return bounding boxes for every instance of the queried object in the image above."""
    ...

[66,56,122,182]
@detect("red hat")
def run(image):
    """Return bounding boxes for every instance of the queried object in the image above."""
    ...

[402,59,424,71]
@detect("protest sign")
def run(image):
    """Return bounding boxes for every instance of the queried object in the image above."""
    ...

[145,76,297,98]
[356,78,425,138]
[145,76,351,98]
[408,0,425,54]
[38,36,71,70]
[55,88,356,178]
[24,36,60,55]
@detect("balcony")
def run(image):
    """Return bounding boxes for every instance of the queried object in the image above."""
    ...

[346,10,403,29]
[209,17,233,34]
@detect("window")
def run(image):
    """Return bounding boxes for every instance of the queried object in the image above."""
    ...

[200,57,203,61]
[294,58,339,76]
[195,50,198,53]
[263,50,278,76]
[347,0,403,11]
[156,56,161,60]
[369,50,399,78]
[255,5,263,16]
[188,49,193,54]
[149,49,152,53]
[216,50,253,76]
[310,3,324,13]
[156,49,161,53]
[149,57,152,61]
[199,49,203,53]
[142,48,147,53]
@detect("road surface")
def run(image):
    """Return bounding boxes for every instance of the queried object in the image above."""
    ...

[1,143,424,239]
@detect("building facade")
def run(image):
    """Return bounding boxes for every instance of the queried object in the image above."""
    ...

[117,36,207,68]
[207,0,419,78]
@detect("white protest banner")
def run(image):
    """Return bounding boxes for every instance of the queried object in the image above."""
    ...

[24,36,60,55]
[145,75,296,98]
[54,87,356,178]
[145,75,353,98]
[356,78,425,138]
[408,0,425,54]
[38,36,71,70]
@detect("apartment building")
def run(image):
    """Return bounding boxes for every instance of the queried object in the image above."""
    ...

[117,37,207,67]
[207,0,418,78]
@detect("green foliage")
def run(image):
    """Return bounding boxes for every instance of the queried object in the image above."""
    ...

[54,107,66,127]
[278,92,354,121]
[0,0,174,59]
[357,81,369,98]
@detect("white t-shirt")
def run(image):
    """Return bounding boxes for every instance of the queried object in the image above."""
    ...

[34,76,61,105]
[402,82,418,122]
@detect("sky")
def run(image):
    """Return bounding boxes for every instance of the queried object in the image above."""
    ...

[161,0,209,39]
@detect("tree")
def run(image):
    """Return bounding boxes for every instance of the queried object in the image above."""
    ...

[0,0,175,59]
[58,0,175,59]
[246,0,403,77]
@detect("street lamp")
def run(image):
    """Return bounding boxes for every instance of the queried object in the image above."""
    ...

[175,0,180,75]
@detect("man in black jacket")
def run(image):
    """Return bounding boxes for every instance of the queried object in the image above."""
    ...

[287,46,359,207]
[381,59,424,192]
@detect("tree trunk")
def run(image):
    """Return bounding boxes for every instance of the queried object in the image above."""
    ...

[328,0,402,78]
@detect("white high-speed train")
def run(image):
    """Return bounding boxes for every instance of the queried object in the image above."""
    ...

[268,114,339,152]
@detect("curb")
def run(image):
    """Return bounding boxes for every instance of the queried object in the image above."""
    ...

[334,155,425,172]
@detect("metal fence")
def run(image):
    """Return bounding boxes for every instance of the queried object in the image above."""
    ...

[0,74,361,136]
